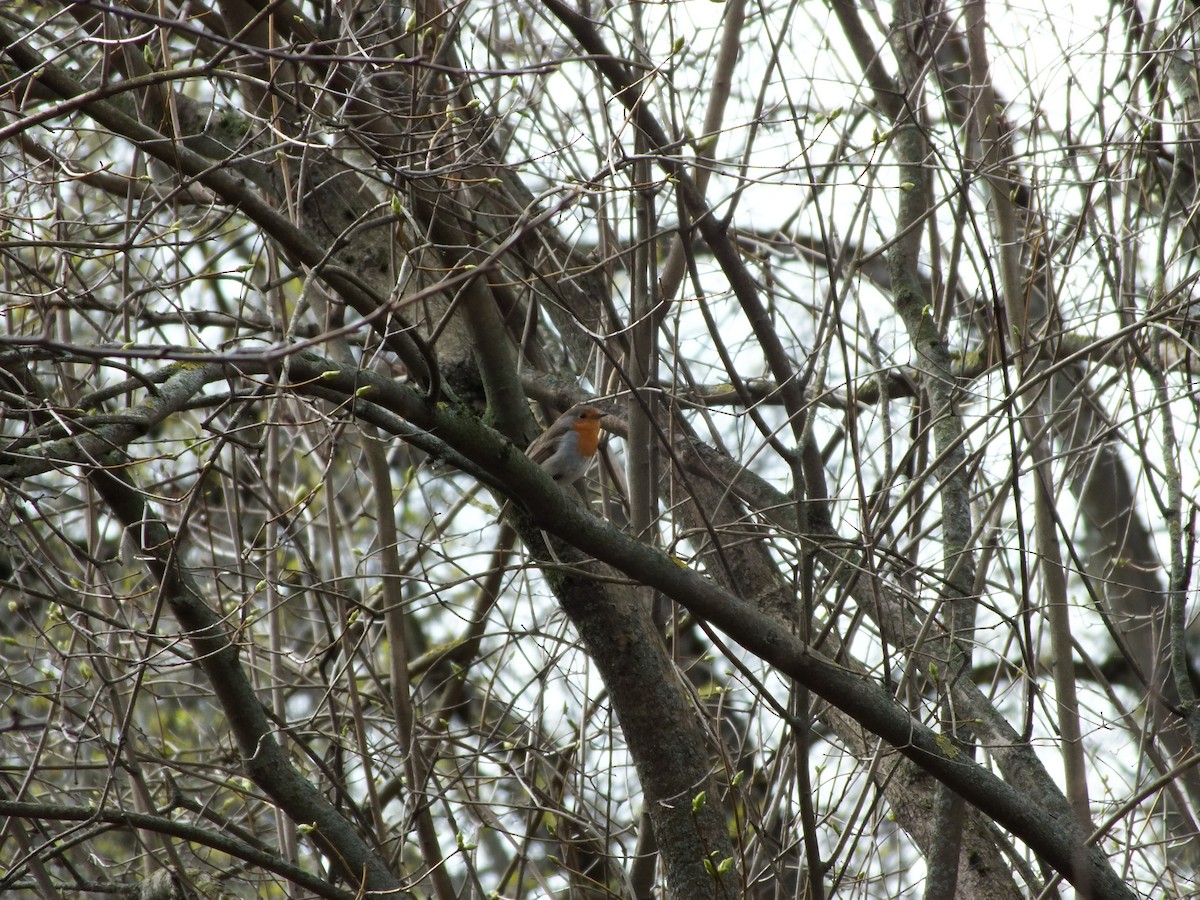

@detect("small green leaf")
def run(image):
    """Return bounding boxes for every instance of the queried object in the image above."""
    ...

[691,790,707,814]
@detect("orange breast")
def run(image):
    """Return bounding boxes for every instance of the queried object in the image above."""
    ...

[572,418,601,457]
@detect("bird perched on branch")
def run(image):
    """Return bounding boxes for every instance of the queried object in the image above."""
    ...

[524,405,606,487]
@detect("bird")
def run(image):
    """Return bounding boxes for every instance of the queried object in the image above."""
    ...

[524,404,606,487]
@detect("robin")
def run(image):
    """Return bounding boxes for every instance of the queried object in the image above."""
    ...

[524,404,606,487]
